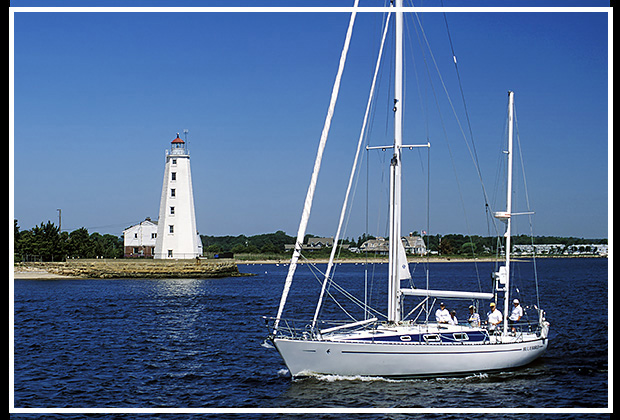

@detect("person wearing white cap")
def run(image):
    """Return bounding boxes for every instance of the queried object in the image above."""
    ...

[509,298,524,332]
[435,302,451,324]
[487,302,503,331]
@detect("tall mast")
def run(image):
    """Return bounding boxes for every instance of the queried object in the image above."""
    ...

[503,90,515,335]
[387,0,404,323]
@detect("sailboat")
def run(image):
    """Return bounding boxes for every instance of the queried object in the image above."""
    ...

[265,2,549,378]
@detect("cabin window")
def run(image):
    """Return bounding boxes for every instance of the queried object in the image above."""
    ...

[400,335,412,342]
[423,334,441,343]
[453,333,469,341]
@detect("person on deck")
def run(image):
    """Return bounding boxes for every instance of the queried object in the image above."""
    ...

[509,298,524,332]
[448,310,458,325]
[487,302,503,331]
[435,302,450,324]
[468,305,481,327]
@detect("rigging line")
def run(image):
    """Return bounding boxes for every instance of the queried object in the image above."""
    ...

[272,1,359,335]
[514,104,541,309]
[404,11,431,294]
[302,256,359,323]
[303,252,386,321]
[440,2,483,189]
[410,10,493,214]
[407,9,483,293]
[312,9,392,329]
[440,6,500,243]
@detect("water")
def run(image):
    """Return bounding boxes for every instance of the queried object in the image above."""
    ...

[13,258,608,410]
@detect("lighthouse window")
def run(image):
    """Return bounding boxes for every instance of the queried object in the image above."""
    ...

[171,188,176,197]
[172,158,177,165]
[169,225,174,234]
[171,172,176,181]
[170,206,175,215]
[168,249,173,258]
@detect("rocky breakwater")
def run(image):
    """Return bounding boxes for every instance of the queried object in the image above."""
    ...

[15,259,243,279]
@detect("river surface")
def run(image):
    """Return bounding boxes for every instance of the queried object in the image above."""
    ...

[12,258,608,413]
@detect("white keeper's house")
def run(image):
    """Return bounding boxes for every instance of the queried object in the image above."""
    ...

[123,218,158,258]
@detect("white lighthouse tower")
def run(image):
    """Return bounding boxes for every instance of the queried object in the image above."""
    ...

[154,133,202,259]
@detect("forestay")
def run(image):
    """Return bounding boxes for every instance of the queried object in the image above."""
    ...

[272,1,359,335]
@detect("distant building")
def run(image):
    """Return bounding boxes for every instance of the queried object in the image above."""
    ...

[359,234,427,255]
[306,237,334,249]
[123,218,158,258]
[285,237,335,252]
[513,243,608,256]
[402,233,427,255]
[359,237,389,254]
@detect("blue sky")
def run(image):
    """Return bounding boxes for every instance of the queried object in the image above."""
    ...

[11,3,610,240]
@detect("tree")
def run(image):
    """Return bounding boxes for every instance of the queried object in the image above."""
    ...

[460,242,478,256]
[439,237,455,255]
[67,227,92,258]
[31,221,65,261]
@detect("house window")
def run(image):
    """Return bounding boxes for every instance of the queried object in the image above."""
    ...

[171,172,176,181]
[170,188,176,197]
[169,225,174,234]
[170,206,175,215]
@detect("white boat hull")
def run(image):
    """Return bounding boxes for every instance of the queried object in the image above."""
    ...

[274,335,548,378]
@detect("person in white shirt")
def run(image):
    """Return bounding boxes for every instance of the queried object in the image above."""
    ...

[448,310,458,325]
[435,302,450,324]
[509,298,524,332]
[468,305,481,327]
[487,302,503,331]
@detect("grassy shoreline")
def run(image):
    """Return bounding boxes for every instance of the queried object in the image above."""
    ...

[14,255,604,279]
[234,254,605,265]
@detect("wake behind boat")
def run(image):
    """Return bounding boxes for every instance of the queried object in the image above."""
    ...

[265,2,549,378]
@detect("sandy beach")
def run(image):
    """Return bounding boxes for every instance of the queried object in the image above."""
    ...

[13,267,76,280]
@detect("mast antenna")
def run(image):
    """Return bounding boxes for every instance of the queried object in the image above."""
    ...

[183,129,189,153]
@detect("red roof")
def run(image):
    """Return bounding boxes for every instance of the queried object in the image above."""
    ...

[171,133,185,144]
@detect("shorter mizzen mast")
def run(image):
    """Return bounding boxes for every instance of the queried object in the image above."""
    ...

[502,91,515,336]
[493,91,533,335]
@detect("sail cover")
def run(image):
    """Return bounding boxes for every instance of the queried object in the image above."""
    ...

[398,240,411,280]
